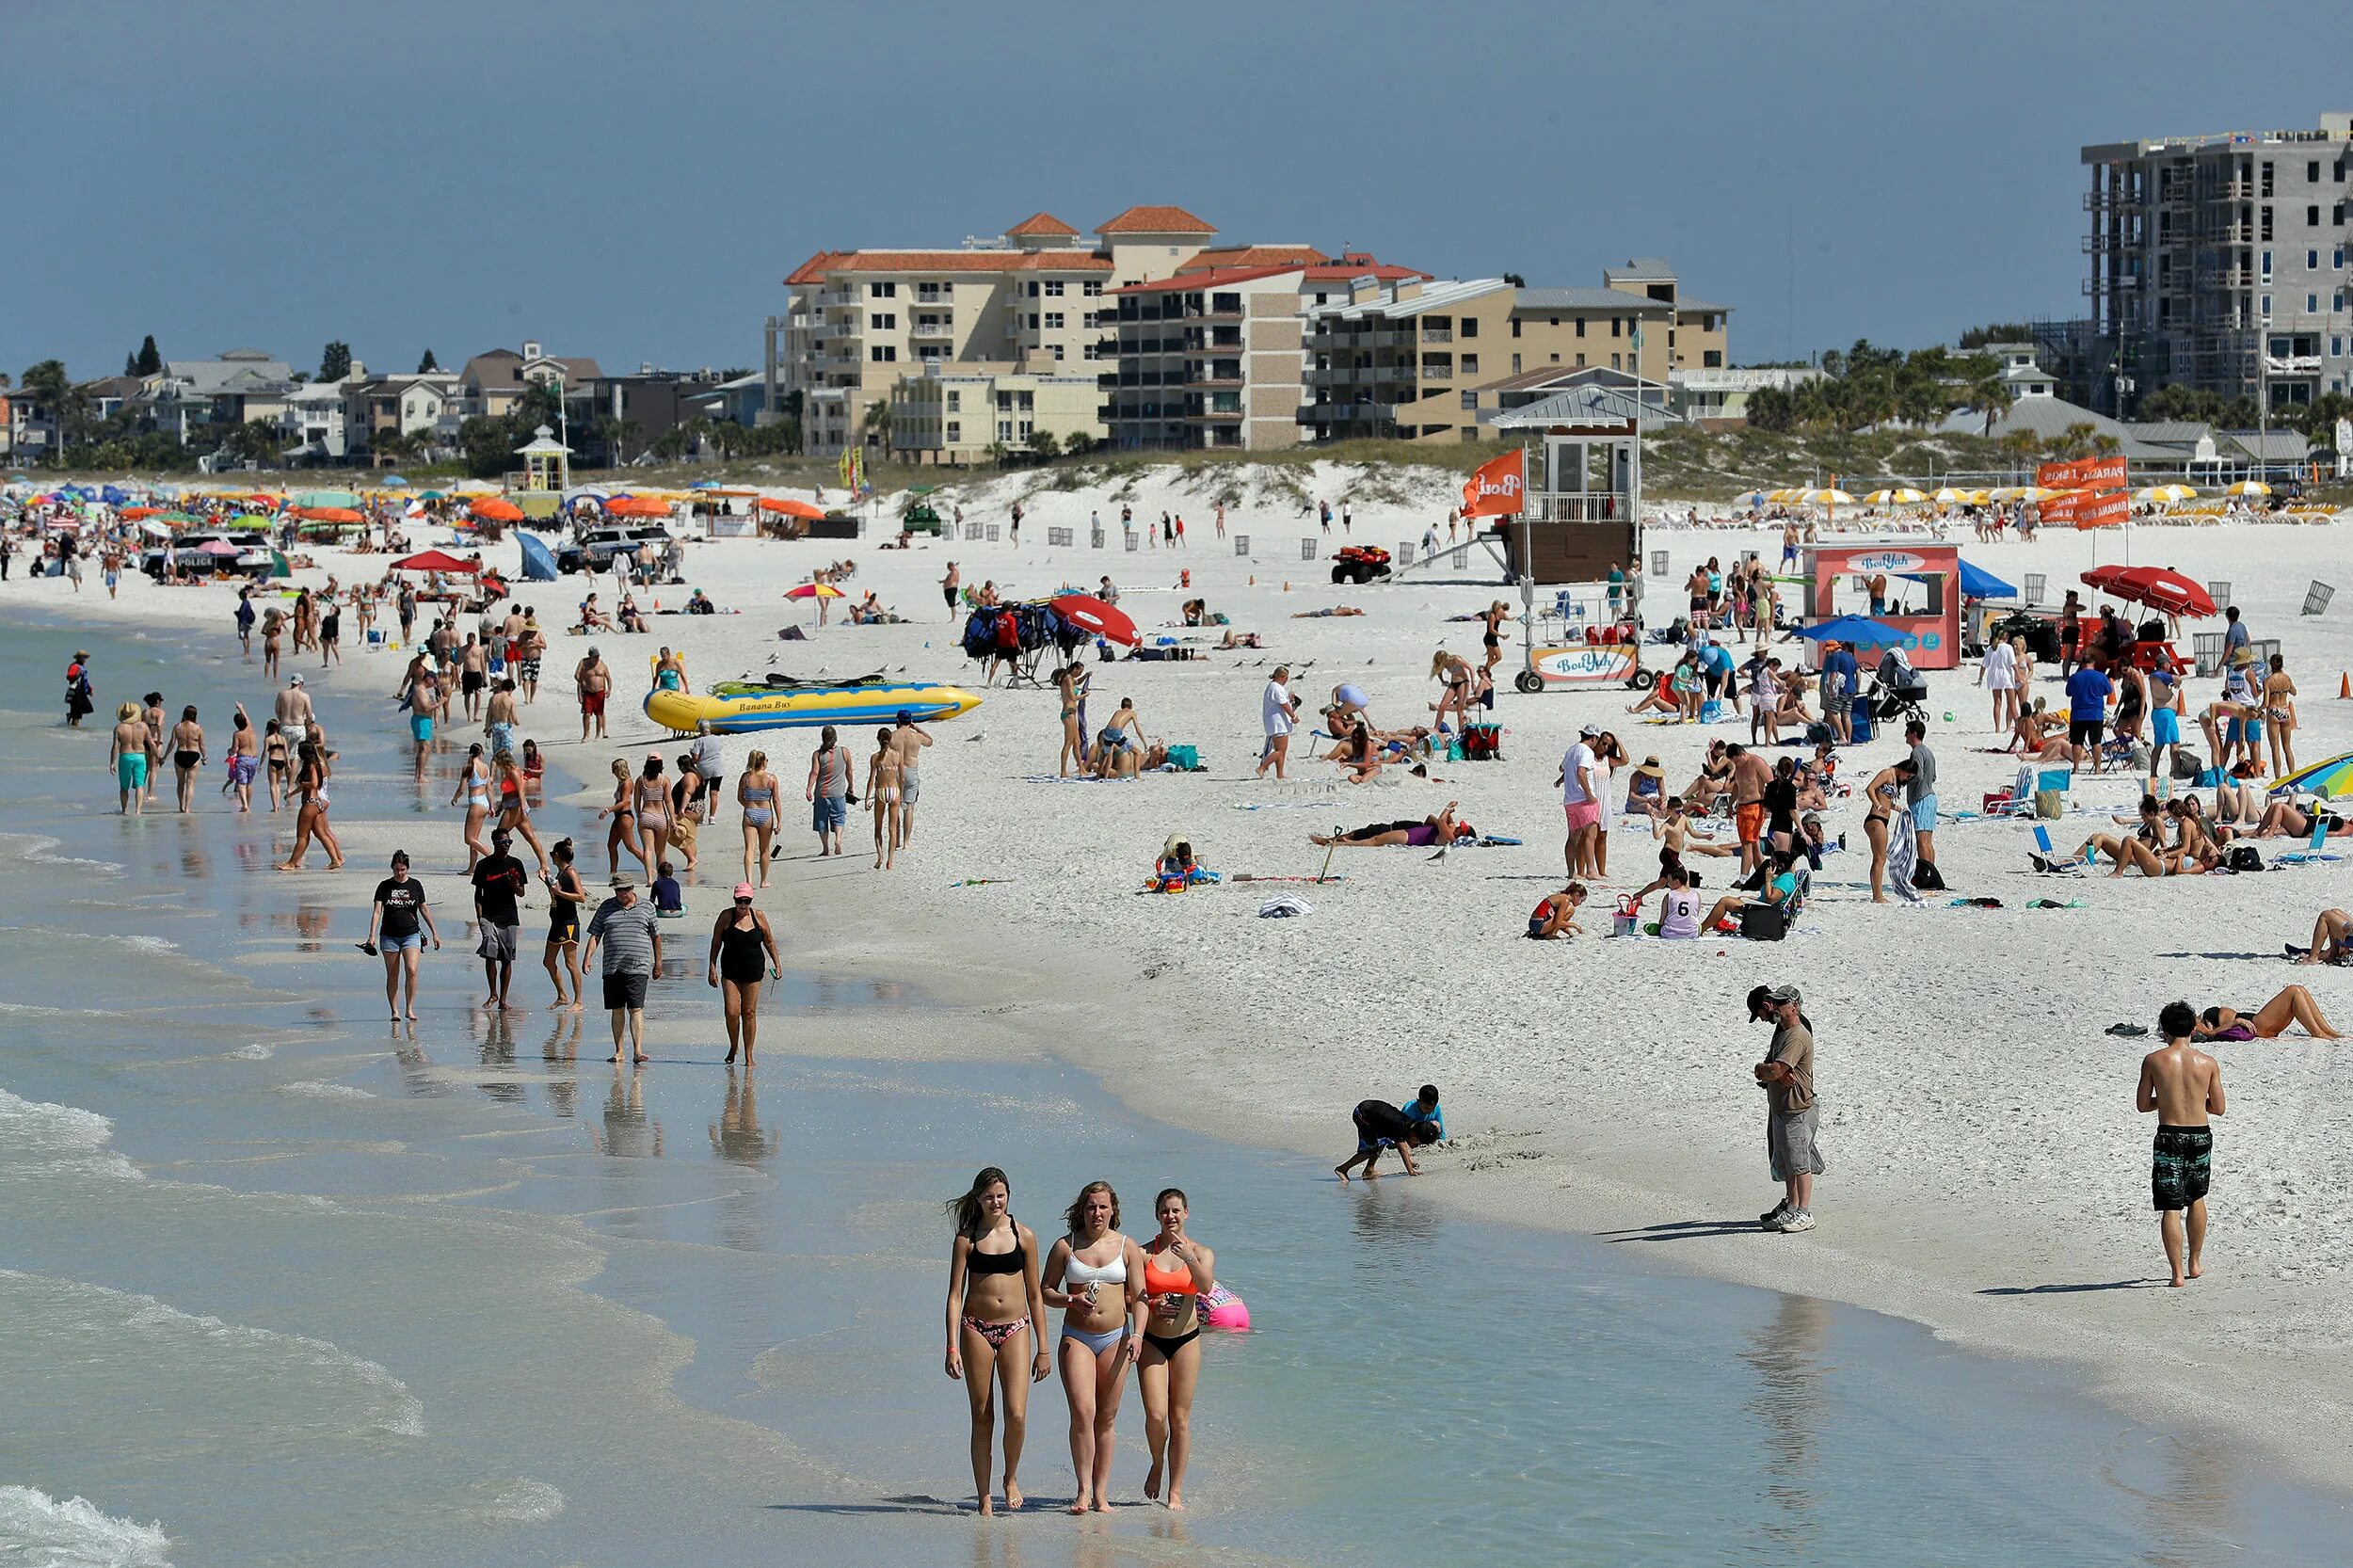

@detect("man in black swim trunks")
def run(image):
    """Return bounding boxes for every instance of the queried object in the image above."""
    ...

[2137,1000,2226,1288]
[1334,1097,1439,1182]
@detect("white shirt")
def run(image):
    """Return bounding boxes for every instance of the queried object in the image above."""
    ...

[1982,642,2016,689]
[1561,742,1596,806]
[1262,680,1295,736]
[1659,888,1701,939]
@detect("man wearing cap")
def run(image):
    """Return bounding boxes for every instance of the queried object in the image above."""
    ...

[2065,652,2115,774]
[274,671,314,736]
[471,828,530,1012]
[1558,724,1603,878]
[1749,984,1824,1232]
[889,709,932,843]
[583,872,662,1065]
[575,648,613,743]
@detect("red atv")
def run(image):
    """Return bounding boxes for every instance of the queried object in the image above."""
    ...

[1330,544,1393,585]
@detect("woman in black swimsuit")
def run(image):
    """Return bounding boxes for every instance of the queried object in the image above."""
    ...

[1480,600,1509,678]
[943,1167,1051,1517]
[541,838,585,1011]
[706,887,781,1065]
[1862,759,1911,904]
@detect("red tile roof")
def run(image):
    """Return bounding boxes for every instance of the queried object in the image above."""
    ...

[1302,260,1432,283]
[1179,245,1328,272]
[1006,212,1080,237]
[1113,264,1305,296]
[787,248,1112,281]
[1096,204,1217,235]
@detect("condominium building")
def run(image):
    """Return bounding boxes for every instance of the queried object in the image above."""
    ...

[1101,253,1428,451]
[2072,113,2353,414]
[1300,263,1729,442]
[774,205,1230,456]
[888,367,1103,466]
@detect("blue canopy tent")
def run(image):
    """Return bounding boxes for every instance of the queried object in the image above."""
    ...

[1902,557,2013,600]
[1794,614,1908,648]
[516,531,559,583]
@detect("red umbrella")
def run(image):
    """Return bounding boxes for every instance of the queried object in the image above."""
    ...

[1050,593,1139,647]
[2105,566,2217,619]
[759,497,824,520]
[392,549,482,574]
[2078,566,2132,598]
[784,582,844,600]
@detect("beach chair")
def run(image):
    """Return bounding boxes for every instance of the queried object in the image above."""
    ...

[2029,824,2085,874]
[2276,814,2340,867]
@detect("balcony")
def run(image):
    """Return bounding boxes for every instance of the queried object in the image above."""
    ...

[813,290,858,310]
[910,321,955,339]
[1187,375,1244,390]
[1421,327,1452,344]
[1420,363,1453,380]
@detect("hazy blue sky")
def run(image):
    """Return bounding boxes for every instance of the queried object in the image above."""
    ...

[12,1,2350,381]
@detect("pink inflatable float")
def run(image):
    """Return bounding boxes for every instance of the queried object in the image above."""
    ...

[1203,1282,1249,1331]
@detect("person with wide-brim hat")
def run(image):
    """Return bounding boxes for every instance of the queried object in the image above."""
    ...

[1625,754,1670,820]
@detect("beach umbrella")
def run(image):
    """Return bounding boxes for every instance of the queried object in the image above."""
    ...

[2268,751,2353,799]
[2226,480,2271,497]
[391,548,481,574]
[1800,488,1856,507]
[198,538,244,556]
[2100,566,2217,619]
[784,583,845,600]
[605,495,671,518]
[1794,615,1906,648]
[2132,484,2191,504]
[470,497,524,522]
[758,497,825,520]
[417,489,446,500]
[120,505,162,520]
[293,488,359,509]
[1865,488,1927,506]
[689,479,721,489]
[1049,593,1140,647]
[296,505,363,523]
[156,511,202,527]
[1952,558,2015,600]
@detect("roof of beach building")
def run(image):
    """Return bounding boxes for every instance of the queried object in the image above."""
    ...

[1006,212,1080,237]
[1096,204,1218,235]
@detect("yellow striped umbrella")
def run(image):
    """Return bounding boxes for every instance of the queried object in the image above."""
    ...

[1865,488,1927,505]
[2226,480,2271,497]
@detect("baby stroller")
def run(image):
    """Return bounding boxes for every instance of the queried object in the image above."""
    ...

[1869,673,1930,730]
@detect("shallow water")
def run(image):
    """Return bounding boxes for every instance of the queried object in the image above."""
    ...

[1,609,2346,1565]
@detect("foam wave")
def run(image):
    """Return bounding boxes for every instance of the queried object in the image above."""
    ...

[0,1485,172,1567]
[278,1081,374,1101]
[0,1272,424,1438]
[0,1088,143,1181]
[482,1480,565,1524]
[229,1044,273,1060]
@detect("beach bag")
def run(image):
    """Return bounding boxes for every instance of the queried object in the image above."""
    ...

[1165,744,1202,772]
[1611,896,1641,937]
[1459,724,1503,761]
[1913,859,1946,891]
[1738,903,1787,941]
[2227,844,2263,872]
[667,809,700,856]
[2034,790,2064,819]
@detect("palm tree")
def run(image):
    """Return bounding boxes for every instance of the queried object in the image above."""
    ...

[1968,375,2015,437]
[861,399,893,454]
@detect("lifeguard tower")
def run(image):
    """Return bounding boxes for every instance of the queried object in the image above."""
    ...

[1488,386,1673,584]
[513,424,570,494]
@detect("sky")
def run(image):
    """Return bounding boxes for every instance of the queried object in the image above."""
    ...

[11,0,2352,383]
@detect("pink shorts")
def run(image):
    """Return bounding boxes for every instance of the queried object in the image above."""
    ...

[1563,800,1600,832]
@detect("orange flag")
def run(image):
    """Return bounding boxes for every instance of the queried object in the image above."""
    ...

[1462,451,1525,518]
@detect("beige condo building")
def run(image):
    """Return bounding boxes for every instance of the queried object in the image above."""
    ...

[1301,261,1729,442]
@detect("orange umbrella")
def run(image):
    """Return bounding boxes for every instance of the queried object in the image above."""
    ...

[759,497,824,520]
[606,496,671,518]
[296,506,363,523]
[120,505,163,520]
[470,497,524,522]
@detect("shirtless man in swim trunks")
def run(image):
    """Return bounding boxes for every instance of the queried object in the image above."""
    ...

[109,702,151,816]
[576,649,612,743]
[1726,744,1770,876]
[2137,1001,2225,1288]
[274,673,314,738]
[459,634,490,723]
[516,613,546,704]
[889,710,932,844]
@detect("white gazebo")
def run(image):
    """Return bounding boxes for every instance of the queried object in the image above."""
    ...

[514,424,571,492]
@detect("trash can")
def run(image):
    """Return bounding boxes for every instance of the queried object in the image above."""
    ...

[1849,695,1875,744]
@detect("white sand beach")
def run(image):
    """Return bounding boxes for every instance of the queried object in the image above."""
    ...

[28,462,2353,1491]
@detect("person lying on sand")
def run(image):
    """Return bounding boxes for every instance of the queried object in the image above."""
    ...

[1310,802,1464,849]
[2192,986,2340,1040]
[1217,630,1264,649]
[1291,606,1366,618]
[1527,882,1588,939]
[2243,795,2349,841]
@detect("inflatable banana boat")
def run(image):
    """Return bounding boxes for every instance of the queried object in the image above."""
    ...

[643,673,982,735]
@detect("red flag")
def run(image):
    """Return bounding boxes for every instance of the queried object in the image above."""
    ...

[1462,451,1525,519]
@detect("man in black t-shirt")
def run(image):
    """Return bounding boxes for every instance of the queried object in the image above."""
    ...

[1335,1097,1440,1182]
[471,829,529,1011]
[364,850,440,1022]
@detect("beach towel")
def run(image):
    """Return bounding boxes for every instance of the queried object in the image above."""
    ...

[1886,808,1923,904]
[1257,895,1314,918]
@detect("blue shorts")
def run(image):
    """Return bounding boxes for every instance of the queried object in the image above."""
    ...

[2228,714,2263,744]
[383,932,424,953]
[812,794,847,832]
[2152,708,2180,746]
[410,713,434,743]
[1911,794,1938,832]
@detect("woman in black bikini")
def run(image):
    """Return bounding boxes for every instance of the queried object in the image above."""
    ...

[943,1167,1050,1516]
[1862,759,1908,904]
[541,838,585,1012]
[1430,648,1474,737]
[599,759,647,879]
[706,886,780,1064]
[1136,1187,1214,1511]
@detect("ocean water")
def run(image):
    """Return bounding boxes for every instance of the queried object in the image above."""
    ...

[1,610,2346,1566]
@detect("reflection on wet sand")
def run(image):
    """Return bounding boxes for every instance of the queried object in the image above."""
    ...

[595,1064,664,1158]
[711,1069,779,1166]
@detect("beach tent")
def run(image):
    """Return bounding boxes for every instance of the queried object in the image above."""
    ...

[1901,558,2013,600]
[605,496,670,518]
[517,533,558,582]
[758,497,824,520]
[293,489,360,509]
[1795,615,1907,648]
[391,549,481,574]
